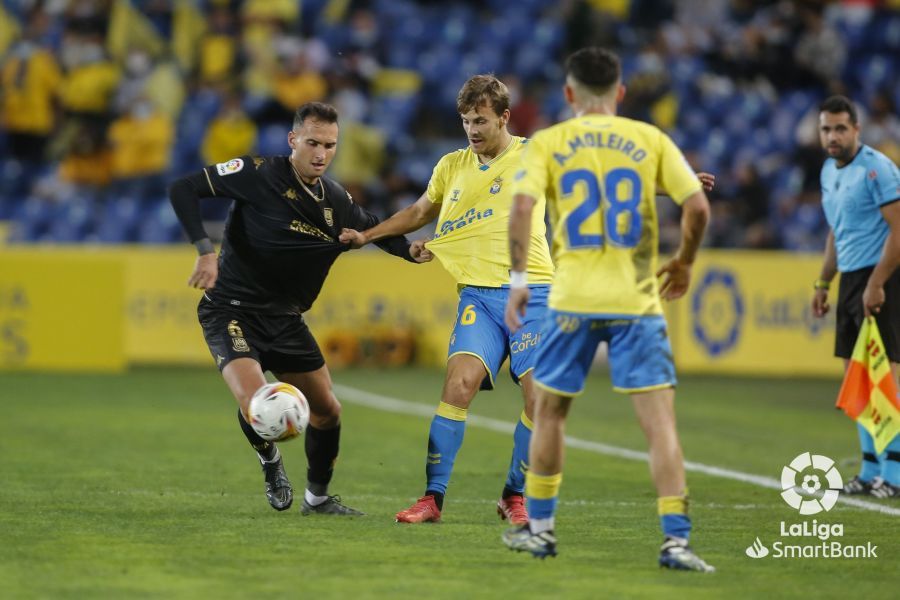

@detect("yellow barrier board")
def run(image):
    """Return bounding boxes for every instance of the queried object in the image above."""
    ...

[0,247,847,376]
[120,248,211,365]
[118,248,459,367]
[306,252,458,366]
[666,250,842,376]
[0,249,125,371]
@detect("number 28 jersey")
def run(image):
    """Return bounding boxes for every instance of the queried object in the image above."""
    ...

[514,114,700,317]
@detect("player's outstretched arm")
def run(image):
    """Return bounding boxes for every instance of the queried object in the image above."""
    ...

[657,190,710,301]
[339,193,440,248]
[812,230,837,318]
[863,200,900,316]
[169,172,220,289]
[342,194,432,263]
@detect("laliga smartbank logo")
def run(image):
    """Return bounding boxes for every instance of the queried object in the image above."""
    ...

[780,452,842,514]
[744,452,878,560]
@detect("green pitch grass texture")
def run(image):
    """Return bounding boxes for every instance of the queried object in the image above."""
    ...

[1,367,896,599]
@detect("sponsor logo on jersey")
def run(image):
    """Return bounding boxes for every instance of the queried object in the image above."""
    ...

[216,158,244,176]
[433,207,495,238]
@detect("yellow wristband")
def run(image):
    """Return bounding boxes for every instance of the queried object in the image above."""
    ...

[813,279,831,290]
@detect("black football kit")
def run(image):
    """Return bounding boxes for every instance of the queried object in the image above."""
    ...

[170,154,415,372]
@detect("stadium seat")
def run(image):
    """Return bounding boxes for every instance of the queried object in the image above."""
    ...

[258,124,290,156]
[136,198,185,244]
[95,196,145,244]
[46,196,96,243]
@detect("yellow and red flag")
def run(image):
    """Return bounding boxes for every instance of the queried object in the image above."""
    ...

[836,317,900,454]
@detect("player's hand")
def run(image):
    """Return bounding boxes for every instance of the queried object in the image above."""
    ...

[811,289,830,318]
[188,253,218,290]
[338,228,367,249]
[410,239,433,263]
[505,287,531,332]
[656,257,691,301]
[697,172,716,192]
[862,281,885,318]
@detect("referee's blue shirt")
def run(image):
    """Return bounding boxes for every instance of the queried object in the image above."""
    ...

[821,144,900,272]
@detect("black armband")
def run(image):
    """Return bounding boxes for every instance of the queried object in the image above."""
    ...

[194,238,215,255]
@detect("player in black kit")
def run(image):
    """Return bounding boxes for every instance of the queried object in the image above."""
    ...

[169,102,432,515]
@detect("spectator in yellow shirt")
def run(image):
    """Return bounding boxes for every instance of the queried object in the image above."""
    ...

[1,10,61,162]
[201,93,257,166]
[107,98,174,199]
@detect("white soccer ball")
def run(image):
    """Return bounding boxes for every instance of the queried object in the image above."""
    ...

[248,382,310,442]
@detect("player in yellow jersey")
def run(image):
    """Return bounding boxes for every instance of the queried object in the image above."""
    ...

[501,48,714,572]
[339,75,554,524]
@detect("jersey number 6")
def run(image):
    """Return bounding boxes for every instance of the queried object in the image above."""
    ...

[560,167,643,249]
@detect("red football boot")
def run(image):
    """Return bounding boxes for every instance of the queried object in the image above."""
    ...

[497,495,529,525]
[395,495,442,523]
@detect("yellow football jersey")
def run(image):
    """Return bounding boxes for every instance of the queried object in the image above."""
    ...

[424,136,554,287]
[514,114,701,316]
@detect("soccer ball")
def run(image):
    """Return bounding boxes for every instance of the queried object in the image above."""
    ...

[248,382,310,442]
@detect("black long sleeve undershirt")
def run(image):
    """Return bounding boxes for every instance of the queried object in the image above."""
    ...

[168,172,211,243]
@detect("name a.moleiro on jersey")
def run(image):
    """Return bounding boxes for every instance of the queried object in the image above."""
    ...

[553,133,647,166]
[433,208,495,238]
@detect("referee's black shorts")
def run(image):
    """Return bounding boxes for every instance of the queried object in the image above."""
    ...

[835,266,900,362]
[197,296,325,374]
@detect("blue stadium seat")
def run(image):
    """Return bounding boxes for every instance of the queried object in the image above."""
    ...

[95,195,145,243]
[369,95,420,144]
[9,197,57,242]
[417,47,461,85]
[136,198,185,244]
[876,13,900,50]
[257,124,289,156]
[46,196,96,243]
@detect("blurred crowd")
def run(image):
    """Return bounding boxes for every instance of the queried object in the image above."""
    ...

[0,0,898,248]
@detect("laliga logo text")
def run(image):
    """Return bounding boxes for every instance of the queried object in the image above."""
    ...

[744,453,878,560]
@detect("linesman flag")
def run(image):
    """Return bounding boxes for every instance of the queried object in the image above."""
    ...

[836,317,900,454]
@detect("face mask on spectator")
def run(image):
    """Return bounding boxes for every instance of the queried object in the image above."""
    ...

[126,51,151,76]
[132,102,153,120]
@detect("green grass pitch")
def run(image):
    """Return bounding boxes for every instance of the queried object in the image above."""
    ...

[1,367,897,598]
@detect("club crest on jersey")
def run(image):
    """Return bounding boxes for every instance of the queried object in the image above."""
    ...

[323,207,334,226]
[227,320,249,352]
[283,188,298,200]
[489,177,503,194]
[216,158,244,176]
[450,189,461,202]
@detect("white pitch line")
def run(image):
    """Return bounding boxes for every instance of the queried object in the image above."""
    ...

[333,383,900,517]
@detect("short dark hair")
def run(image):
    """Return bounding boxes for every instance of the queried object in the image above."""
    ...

[565,47,621,94]
[456,74,510,116]
[293,102,339,129]
[820,95,858,125]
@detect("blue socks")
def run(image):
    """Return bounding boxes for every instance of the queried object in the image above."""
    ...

[504,411,533,494]
[424,402,467,495]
